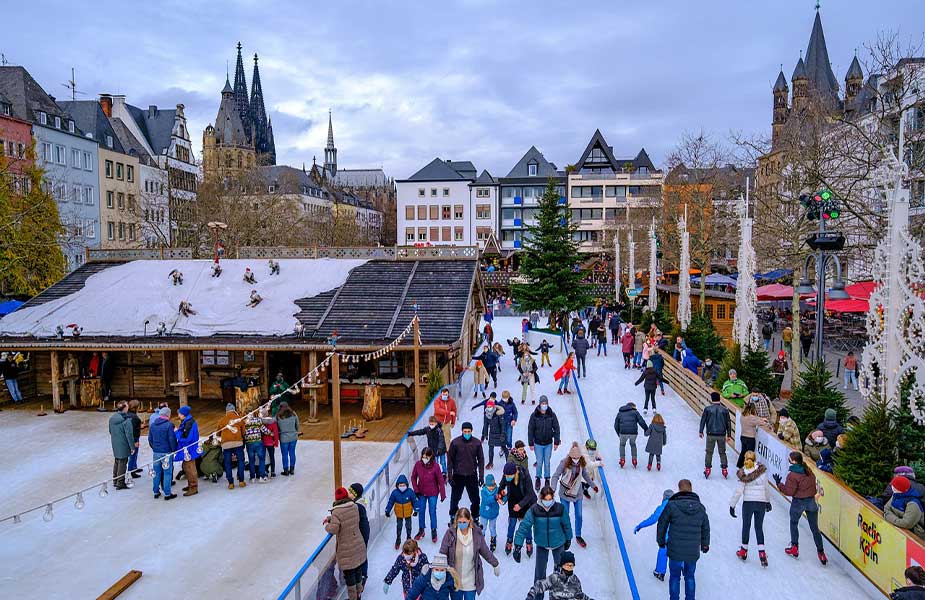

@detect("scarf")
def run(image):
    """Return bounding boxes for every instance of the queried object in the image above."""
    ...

[891,489,924,513]
[789,464,806,475]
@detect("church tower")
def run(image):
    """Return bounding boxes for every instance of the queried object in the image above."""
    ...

[324,110,337,177]
[202,73,256,180]
[772,69,789,148]
[844,54,864,112]
[249,54,275,165]
[791,54,809,114]
[232,42,251,141]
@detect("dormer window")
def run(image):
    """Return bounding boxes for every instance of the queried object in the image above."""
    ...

[106,135,113,148]
[637,166,649,174]
[39,112,47,125]
[528,163,538,176]
[68,120,75,133]
[268,184,277,193]
[54,116,61,129]
[1,102,11,116]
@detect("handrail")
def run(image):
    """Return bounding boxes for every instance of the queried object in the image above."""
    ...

[562,332,641,600]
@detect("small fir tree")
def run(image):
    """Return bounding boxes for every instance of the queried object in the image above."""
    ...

[639,305,674,336]
[786,360,851,444]
[891,385,925,479]
[671,312,726,366]
[833,399,896,497]
[715,345,776,401]
[512,179,591,312]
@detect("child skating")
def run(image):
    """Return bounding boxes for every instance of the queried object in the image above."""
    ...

[644,413,667,471]
[386,474,417,549]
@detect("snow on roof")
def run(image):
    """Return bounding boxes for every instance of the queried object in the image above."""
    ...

[0,259,368,338]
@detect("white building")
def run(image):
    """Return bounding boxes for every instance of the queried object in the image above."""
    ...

[468,170,498,249]
[397,158,486,246]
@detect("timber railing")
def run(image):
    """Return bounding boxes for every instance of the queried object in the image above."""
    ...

[87,246,480,263]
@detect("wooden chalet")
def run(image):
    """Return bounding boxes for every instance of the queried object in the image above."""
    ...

[657,283,736,347]
[0,247,485,441]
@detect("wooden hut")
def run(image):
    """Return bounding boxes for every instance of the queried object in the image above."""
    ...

[657,284,736,346]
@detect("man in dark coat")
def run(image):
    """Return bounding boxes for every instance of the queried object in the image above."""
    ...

[571,331,590,378]
[108,401,134,490]
[656,479,710,600]
[816,408,845,449]
[528,397,561,490]
[472,345,500,388]
[99,351,115,403]
[614,402,648,468]
[699,392,731,478]
[447,422,485,520]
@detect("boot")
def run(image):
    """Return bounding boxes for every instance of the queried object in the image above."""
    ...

[657,462,661,471]
[722,468,729,479]
[704,468,711,479]
[505,539,513,555]
[576,536,586,548]
[534,476,541,491]
[817,551,828,565]
[394,537,401,550]
[490,536,497,552]
[415,529,425,541]
[281,469,290,476]
[557,389,563,395]
[486,463,494,470]
[736,547,748,561]
[432,529,438,543]
[759,549,768,567]
[653,571,665,581]
[785,543,799,558]
[228,483,235,490]
[544,478,550,489]
[647,463,652,471]
[632,458,638,469]
[619,458,625,469]
[525,542,534,557]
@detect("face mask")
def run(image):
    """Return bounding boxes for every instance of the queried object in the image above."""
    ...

[432,570,446,582]
[705,361,712,366]
[422,457,431,464]
[540,404,548,413]
[561,567,574,578]
[504,475,515,481]
[403,553,414,562]
[751,396,760,402]
[463,433,472,440]
[398,485,407,492]
[540,499,554,509]
[429,423,437,429]
[441,394,448,400]
[458,521,470,531]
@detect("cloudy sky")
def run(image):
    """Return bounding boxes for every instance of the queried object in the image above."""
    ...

[5,1,922,178]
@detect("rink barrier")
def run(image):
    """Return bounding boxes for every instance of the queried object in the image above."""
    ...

[278,365,474,600]
[657,348,924,597]
[563,333,641,600]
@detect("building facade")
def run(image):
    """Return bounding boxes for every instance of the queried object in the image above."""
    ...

[0,66,101,271]
[468,170,498,249]
[0,94,33,184]
[396,158,480,246]
[498,146,565,250]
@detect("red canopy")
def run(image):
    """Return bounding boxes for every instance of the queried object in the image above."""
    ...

[756,283,814,301]
[806,298,870,313]
[845,281,876,300]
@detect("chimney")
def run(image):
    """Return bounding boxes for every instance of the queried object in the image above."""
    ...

[148,105,158,118]
[99,94,113,117]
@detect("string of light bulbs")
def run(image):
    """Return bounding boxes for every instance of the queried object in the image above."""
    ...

[338,317,418,364]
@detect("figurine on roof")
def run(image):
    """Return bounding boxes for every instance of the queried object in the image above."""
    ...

[247,290,263,308]
[269,259,280,276]
[169,269,184,285]
[178,301,197,317]
[243,268,257,284]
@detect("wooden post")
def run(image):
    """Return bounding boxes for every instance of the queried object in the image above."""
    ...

[177,351,189,407]
[413,317,425,416]
[331,352,342,490]
[50,351,61,412]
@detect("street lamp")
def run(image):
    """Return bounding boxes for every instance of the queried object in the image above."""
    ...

[799,251,849,361]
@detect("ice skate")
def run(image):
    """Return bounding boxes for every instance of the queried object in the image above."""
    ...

[653,571,665,581]
[818,551,828,565]
[415,529,425,541]
[736,547,748,561]
[505,539,513,555]
[490,536,497,552]
[632,458,638,469]
[619,458,625,469]
[703,467,711,479]
[759,550,768,567]
[722,467,728,479]
[576,536,586,548]
[785,543,799,558]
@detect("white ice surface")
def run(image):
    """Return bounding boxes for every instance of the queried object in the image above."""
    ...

[0,409,391,599]
[0,258,367,337]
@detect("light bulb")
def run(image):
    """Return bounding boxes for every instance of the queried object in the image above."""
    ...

[162,456,171,469]
[150,468,156,478]
[43,504,54,522]
[75,492,85,510]
[99,483,109,497]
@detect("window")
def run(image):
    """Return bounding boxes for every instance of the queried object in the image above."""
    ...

[105,160,113,178]
[118,222,125,240]
[476,204,491,219]
[39,112,47,125]
[501,208,517,220]
[636,166,649,174]
[704,304,714,319]
[83,151,92,171]
[85,220,95,238]
[443,188,450,197]
[417,228,427,241]
[528,163,538,176]
[54,183,65,200]
[429,205,439,220]
[476,188,490,198]
[54,116,61,129]
[429,227,439,241]
[605,208,618,220]
[84,186,93,205]
[128,194,135,210]
[68,120,75,133]
[55,145,66,165]
[70,185,79,203]
[571,185,603,199]
[442,226,451,241]
[105,135,113,148]
[715,304,726,320]
[587,146,608,162]
[127,165,134,182]
[268,184,277,193]
[570,230,600,242]
[106,191,114,208]
[41,142,51,162]
[116,163,124,180]
[418,188,425,197]
[476,227,491,241]
[405,206,415,220]
[107,221,115,240]
[454,205,463,219]
[417,205,427,220]
[117,192,125,209]
[430,188,437,197]
[454,227,464,241]
[201,350,231,367]
[405,227,415,242]
[72,148,80,167]
[129,224,136,241]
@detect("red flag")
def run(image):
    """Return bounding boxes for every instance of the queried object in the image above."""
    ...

[554,357,574,381]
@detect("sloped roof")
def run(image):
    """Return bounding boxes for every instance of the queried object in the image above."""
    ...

[110,117,155,164]
[445,160,476,179]
[402,157,474,182]
[472,170,496,185]
[774,70,788,91]
[632,148,655,171]
[125,103,177,155]
[792,57,806,80]
[804,11,839,97]
[505,146,559,178]
[259,165,326,195]
[845,55,863,80]
[574,129,620,172]
[0,66,72,125]
[58,100,125,153]
[334,168,390,188]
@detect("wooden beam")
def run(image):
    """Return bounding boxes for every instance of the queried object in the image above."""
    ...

[413,317,425,416]
[331,351,342,489]
[50,350,61,412]
[177,351,189,407]
[96,569,142,600]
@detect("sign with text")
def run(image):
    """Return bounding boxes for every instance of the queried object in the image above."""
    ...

[841,496,907,593]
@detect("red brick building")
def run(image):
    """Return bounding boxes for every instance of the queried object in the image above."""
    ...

[0,92,34,185]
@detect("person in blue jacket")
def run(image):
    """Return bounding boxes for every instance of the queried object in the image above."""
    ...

[514,486,573,600]
[406,553,458,600]
[479,474,503,552]
[472,345,500,389]
[634,489,674,581]
[173,405,201,496]
[148,406,178,500]
[386,474,418,549]
[681,350,702,377]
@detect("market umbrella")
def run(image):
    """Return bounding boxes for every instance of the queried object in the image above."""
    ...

[805,298,870,313]
[845,281,876,300]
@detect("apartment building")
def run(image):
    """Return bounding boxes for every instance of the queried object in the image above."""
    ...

[498,146,565,250]
[396,158,480,245]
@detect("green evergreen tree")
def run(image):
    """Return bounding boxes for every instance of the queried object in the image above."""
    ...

[639,305,674,336]
[671,312,726,366]
[891,385,925,479]
[786,360,851,444]
[715,345,776,401]
[833,399,896,497]
[0,145,66,296]
[512,179,591,312]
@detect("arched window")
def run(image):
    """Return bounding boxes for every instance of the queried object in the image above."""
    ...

[237,151,243,169]
[225,152,233,168]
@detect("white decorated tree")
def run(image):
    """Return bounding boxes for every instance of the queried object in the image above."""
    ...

[677,214,691,331]
[732,190,760,355]
[648,218,658,311]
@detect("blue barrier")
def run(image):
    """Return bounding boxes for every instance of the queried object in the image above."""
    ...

[562,333,641,600]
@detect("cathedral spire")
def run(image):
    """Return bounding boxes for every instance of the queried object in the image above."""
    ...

[804,9,839,101]
[324,109,337,177]
[233,42,250,140]
[249,53,273,165]
[326,109,335,149]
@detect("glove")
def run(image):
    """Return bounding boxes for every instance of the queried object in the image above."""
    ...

[383,583,390,594]
[564,539,571,551]
[633,526,640,534]
[772,473,782,485]
[493,565,501,576]
[513,545,522,563]
[778,432,785,440]
[729,506,736,518]
[701,545,709,554]
[384,510,391,518]
[413,510,418,516]
[766,502,773,513]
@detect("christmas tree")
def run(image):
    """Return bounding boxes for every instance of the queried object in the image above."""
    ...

[512,179,591,312]
[716,344,776,402]
[833,399,896,497]
[639,305,674,336]
[671,311,726,367]
[891,386,925,478]
[786,360,851,444]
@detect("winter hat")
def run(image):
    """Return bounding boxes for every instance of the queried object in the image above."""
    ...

[503,462,517,475]
[461,421,474,431]
[348,482,364,499]
[710,392,721,403]
[559,551,576,567]
[178,405,191,417]
[646,360,653,368]
[539,395,549,406]
[159,407,171,417]
[778,407,789,418]
[489,391,497,399]
[568,443,582,460]
[778,350,786,359]
[894,466,916,480]
[484,474,496,487]
[431,553,449,569]
[824,408,837,421]
[892,476,912,494]
[225,403,236,412]
[334,487,350,501]
[663,489,675,501]
[486,399,496,408]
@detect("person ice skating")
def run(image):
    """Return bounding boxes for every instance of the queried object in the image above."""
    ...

[1,353,23,403]
[736,403,768,469]
[524,551,593,600]
[635,360,663,412]
[595,320,608,356]
[614,401,648,469]
[108,401,134,490]
[440,507,500,599]
[551,443,595,548]
[484,322,494,345]
[268,258,280,275]
[492,342,507,372]
[126,400,143,478]
[514,487,572,600]
[500,391,518,449]
[276,401,299,476]
[645,413,667,472]
[481,399,508,469]
[507,336,523,365]
[891,566,925,600]
[472,345,500,389]
[571,329,590,378]
[649,350,666,396]
[434,389,458,453]
[528,397,560,491]
[775,407,801,447]
[772,452,827,565]
[843,351,859,390]
[802,430,829,462]
[699,392,731,478]
[260,406,279,477]
[247,290,263,307]
[729,450,771,566]
[410,415,449,473]
[721,369,748,401]
[656,480,710,600]
[386,474,417,549]
[518,350,540,405]
[412,447,447,543]
[634,489,674,581]
[498,460,536,556]
[178,300,196,317]
[243,410,271,483]
[609,313,621,345]
[555,352,575,395]
[384,539,430,597]
[448,422,485,522]
[510,441,532,478]
[406,552,458,599]
[538,339,553,367]
[149,406,178,500]
[882,476,925,537]
[346,483,371,585]
[243,267,257,284]
[324,487,368,600]
[681,349,702,377]
[211,261,222,278]
[816,408,845,449]
[641,336,654,366]
[619,327,634,369]
[217,403,247,488]
[174,405,201,496]
[479,474,502,551]
[633,329,646,368]
[580,440,604,499]
[471,360,490,399]
[168,269,183,285]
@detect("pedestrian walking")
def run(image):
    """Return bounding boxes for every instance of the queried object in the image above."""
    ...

[782,325,793,355]
[174,405,201,496]
[699,392,731,479]
[524,551,593,600]
[518,352,539,405]
[217,403,247,489]
[634,489,674,582]
[528,396,561,490]
[620,328,635,369]
[551,443,595,548]
[645,413,667,472]
[498,461,537,556]
[729,451,771,566]
[409,415,449,473]
[108,400,134,490]
[609,313,621,345]
[761,322,773,351]
[771,351,789,398]
[635,360,662,413]
[614,401,648,469]
[736,403,768,469]
[514,487,573,600]
[633,329,646,368]
[243,411,271,483]
[149,406,178,500]
[411,447,446,543]
[0,353,23,403]
[447,422,485,522]
[324,487,368,600]
[386,474,417,549]
[571,331,590,378]
[656,480,710,600]
[772,452,828,565]
[276,401,300,476]
[383,539,430,597]
[440,507,500,599]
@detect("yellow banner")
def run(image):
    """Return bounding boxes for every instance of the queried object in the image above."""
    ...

[816,473,841,546]
[840,495,907,592]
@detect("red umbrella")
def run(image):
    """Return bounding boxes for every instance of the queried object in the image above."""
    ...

[756,283,815,301]
[806,298,870,313]
[845,281,876,300]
